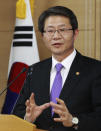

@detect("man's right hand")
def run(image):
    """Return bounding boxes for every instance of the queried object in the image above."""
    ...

[25,92,50,123]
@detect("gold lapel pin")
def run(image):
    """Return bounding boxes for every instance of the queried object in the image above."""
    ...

[76,72,80,75]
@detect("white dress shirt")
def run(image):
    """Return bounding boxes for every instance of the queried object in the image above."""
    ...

[50,49,76,92]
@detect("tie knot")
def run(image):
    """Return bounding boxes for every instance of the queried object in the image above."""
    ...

[55,63,63,72]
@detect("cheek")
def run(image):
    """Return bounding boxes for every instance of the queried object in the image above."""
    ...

[64,35,74,43]
[43,38,51,48]
[43,36,49,43]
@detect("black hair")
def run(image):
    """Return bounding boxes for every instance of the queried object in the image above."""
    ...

[38,6,78,33]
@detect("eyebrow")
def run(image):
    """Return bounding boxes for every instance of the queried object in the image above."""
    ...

[46,24,71,28]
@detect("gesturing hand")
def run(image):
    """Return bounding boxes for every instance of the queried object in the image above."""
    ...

[50,98,73,127]
[25,93,50,123]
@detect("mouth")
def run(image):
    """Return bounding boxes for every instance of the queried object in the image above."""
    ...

[52,43,63,47]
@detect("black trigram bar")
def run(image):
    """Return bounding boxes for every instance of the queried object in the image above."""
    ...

[15,26,33,32]
[13,41,32,47]
[14,34,33,39]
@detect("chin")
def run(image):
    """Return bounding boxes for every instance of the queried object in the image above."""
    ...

[51,48,63,53]
[52,51,64,56]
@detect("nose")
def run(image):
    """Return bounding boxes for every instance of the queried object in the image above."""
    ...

[52,30,62,39]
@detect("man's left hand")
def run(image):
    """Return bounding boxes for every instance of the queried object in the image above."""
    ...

[50,98,73,127]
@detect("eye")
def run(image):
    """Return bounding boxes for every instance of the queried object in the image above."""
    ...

[47,30,54,33]
[59,28,66,32]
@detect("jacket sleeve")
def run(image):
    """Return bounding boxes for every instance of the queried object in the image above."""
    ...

[75,73,101,131]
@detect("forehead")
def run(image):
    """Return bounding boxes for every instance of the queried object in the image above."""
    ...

[44,15,71,28]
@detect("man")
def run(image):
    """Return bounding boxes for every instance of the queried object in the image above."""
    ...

[12,6,101,131]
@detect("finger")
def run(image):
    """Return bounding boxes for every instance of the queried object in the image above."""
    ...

[56,98,65,106]
[50,102,60,110]
[26,106,30,113]
[53,108,65,117]
[50,101,58,107]
[50,101,64,111]
[39,103,50,111]
[56,98,68,111]
[29,93,35,105]
[25,99,30,107]
[54,117,63,122]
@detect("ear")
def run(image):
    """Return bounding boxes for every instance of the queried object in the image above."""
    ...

[40,32,44,39]
[42,33,46,43]
[74,29,79,40]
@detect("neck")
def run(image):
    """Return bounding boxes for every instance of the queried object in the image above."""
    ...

[53,49,74,62]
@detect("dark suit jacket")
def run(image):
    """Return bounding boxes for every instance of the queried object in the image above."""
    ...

[13,52,101,131]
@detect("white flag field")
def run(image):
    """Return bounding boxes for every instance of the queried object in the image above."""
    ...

[2,0,39,114]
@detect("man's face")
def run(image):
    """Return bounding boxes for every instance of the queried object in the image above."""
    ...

[42,15,78,60]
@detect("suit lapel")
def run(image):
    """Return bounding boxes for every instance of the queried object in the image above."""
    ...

[59,52,83,101]
[39,58,52,103]
[39,58,52,118]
